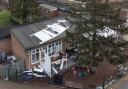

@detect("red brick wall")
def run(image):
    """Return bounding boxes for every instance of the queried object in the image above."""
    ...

[11,33,30,69]
[10,34,71,70]
[0,38,12,54]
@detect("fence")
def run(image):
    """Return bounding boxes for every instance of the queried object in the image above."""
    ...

[0,59,25,80]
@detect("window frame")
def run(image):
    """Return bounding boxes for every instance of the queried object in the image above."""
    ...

[31,48,40,64]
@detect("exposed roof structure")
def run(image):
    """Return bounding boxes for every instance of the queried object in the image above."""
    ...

[11,17,69,50]
[31,21,68,44]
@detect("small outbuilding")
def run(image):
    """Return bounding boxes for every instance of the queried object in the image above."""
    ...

[40,4,58,17]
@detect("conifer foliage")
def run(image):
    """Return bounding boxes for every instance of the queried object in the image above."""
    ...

[9,0,41,24]
[66,0,128,65]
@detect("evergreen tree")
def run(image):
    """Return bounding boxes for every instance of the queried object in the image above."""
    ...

[66,0,128,66]
[9,0,41,24]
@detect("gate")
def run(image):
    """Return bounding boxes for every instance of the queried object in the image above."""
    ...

[0,59,25,80]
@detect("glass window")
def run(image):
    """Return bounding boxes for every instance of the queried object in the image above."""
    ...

[41,52,45,59]
[46,41,62,56]
[40,47,43,51]
[32,54,36,63]
[48,45,51,56]
[57,41,62,52]
[42,46,47,54]
[54,43,56,54]
[31,48,40,64]
[59,41,61,44]
[32,50,35,54]
[55,42,58,53]
[36,52,39,61]
[36,49,39,52]
[40,49,45,62]
[45,46,47,53]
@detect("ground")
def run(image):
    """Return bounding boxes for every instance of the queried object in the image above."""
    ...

[64,60,117,89]
[0,81,63,89]
[0,9,12,28]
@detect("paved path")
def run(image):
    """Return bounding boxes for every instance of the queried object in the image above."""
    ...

[0,81,63,89]
[108,74,128,89]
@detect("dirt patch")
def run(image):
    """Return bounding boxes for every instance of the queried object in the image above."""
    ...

[64,61,117,88]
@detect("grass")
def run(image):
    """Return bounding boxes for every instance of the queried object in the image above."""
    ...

[0,9,12,28]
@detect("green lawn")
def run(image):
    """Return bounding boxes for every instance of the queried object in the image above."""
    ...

[0,9,12,28]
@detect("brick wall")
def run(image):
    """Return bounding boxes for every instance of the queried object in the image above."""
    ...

[11,33,30,70]
[10,34,71,70]
[0,38,12,54]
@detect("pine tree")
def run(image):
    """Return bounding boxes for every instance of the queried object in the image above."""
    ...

[9,0,41,24]
[66,0,128,66]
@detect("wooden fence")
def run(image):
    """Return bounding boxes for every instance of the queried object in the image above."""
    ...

[0,59,25,80]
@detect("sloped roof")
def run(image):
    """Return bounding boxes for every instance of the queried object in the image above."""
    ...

[40,4,57,11]
[11,17,69,50]
[0,27,10,40]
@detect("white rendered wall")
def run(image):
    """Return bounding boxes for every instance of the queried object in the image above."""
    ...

[40,52,52,77]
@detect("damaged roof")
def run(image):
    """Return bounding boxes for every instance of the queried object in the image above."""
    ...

[11,17,69,50]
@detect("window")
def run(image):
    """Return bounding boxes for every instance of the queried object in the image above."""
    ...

[48,45,51,56]
[54,41,62,54]
[56,42,59,53]
[36,49,39,61]
[52,44,54,54]
[57,41,62,53]
[43,46,47,53]
[31,49,40,64]
[46,41,62,56]
[41,52,45,59]
[32,50,36,63]
[40,47,45,62]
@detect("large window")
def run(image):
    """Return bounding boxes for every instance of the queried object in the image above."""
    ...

[47,41,62,56]
[31,41,62,63]
[31,48,45,64]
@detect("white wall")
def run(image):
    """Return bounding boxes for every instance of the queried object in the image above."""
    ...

[40,52,52,77]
